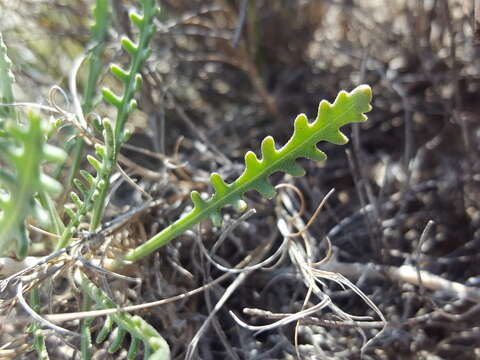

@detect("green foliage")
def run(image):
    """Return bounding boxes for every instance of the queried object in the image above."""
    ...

[101,0,158,140]
[0,32,15,122]
[29,288,50,360]
[91,0,158,230]
[56,118,116,249]
[79,273,170,360]
[65,2,168,358]
[83,0,110,113]
[0,112,66,258]
[0,33,66,259]
[57,0,158,248]
[123,85,373,263]
[56,0,110,250]
[64,0,110,197]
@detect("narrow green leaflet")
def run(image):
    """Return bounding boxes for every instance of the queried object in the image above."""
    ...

[0,32,15,121]
[29,288,50,360]
[79,273,171,360]
[123,85,373,263]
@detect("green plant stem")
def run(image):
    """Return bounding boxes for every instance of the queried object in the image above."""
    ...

[113,1,156,142]
[122,136,307,263]
[74,0,110,230]
[0,113,65,257]
[89,0,157,231]
[55,0,110,249]
[38,191,65,236]
[78,272,170,359]
[30,288,50,360]
[67,140,86,188]
[70,0,108,188]
[123,206,203,263]
[0,32,15,121]
[80,294,93,360]
[88,154,113,232]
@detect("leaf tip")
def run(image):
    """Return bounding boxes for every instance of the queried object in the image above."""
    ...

[350,84,373,115]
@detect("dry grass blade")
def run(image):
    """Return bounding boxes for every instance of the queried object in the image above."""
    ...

[16,282,79,338]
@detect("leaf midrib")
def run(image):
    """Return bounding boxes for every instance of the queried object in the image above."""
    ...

[200,99,357,218]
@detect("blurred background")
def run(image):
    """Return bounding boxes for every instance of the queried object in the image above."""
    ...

[1,0,479,359]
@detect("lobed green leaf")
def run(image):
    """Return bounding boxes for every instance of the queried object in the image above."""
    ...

[79,273,171,360]
[124,85,373,262]
[0,112,67,258]
[88,0,158,232]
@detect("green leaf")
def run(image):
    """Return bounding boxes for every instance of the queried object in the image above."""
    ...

[0,112,67,258]
[123,85,373,263]
[0,32,15,121]
[88,0,158,231]
[79,273,170,360]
